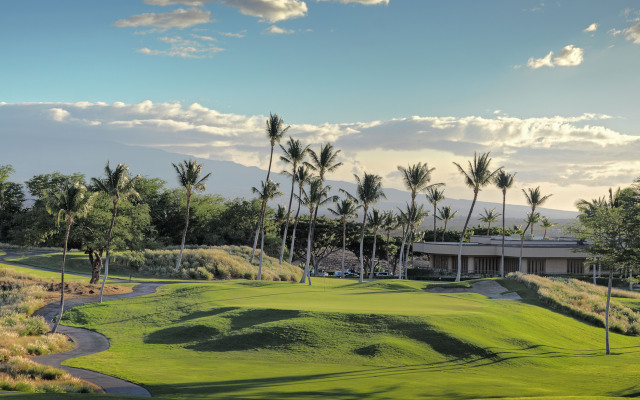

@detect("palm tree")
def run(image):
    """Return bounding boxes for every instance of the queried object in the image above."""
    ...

[519,187,552,272]
[396,205,410,278]
[250,113,290,262]
[539,216,557,239]
[92,162,140,302]
[273,204,288,233]
[299,179,336,284]
[328,197,359,278]
[425,186,445,243]
[368,208,384,279]
[45,182,94,333]
[278,137,308,264]
[171,159,212,271]
[478,208,501,235]
[401,204,427,279]
[251,180,282,280]
[289,166,313,264]
[494,170,516,278]
[453,152,502,282]
[382,211,398,271]
[352,173,386,283]
[437,205,457,241]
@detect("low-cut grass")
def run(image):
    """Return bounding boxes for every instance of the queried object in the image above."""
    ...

[55,278,640,399]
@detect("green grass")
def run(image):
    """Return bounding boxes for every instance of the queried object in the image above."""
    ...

[52,278,640,399]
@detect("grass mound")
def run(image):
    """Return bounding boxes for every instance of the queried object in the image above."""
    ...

[116,246,302,282]
[507,272,640,335]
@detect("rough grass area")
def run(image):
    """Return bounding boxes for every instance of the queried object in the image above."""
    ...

[0,356,101,394]
[507,272,640,335]
[115,246,302,282]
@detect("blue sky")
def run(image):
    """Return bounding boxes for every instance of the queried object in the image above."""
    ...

[2,0,640,210]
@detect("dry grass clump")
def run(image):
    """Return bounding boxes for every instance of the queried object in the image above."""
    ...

[0,356,101,393]
[116,246,302,282]
[508,272,640,335]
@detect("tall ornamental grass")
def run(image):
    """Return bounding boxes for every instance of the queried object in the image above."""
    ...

[508,272,640,335]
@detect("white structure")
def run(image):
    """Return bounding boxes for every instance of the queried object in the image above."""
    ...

[413,236,590,275]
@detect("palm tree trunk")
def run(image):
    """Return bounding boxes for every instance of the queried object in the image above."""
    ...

[500,191,506,278]
[289,196,302,265]
[543,228,548,240]
[385,230,391,272]
[258,221,264,280]
[442,222,448,242]
[100,201,119,303]
[358,207,368,283]
[279,175,296,264]
[518,221,532,273]
[301,208,316,285]
[487,221,491,235]
[251,146,275,263]
[456,191,478,282]
[605,269,612,355]
[369,230,378,280]
[398,225,407,279]
[175,194,191,270]
[404,228,411,280]
[341,219,346,278]
[433,204,437,243]
[53,219,71,334]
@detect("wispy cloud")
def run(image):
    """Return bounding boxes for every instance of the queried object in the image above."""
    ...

[220,30,246,38]
[624,23,640,44]
[317,0,389,4]
[138,36,224,58]
[262,25,294,34]
[609,28,622,37]
[115,8,211,29]
[526,45,583,69]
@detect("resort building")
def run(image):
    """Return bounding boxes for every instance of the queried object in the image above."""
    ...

[413,236,591,275]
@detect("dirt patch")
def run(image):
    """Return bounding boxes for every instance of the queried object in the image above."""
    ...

[42,282,132,302]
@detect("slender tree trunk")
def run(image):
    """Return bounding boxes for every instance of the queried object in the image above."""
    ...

[404,227,412,280]
[53,220,71,334]
[433,204,437,243]
[442,222,448,242]
[500,190,506,278]
[518,220,532,273]
[258,221,264,280]
[456,191,478,282]
[593,262,597,285]
[487,222,491,235]
[300,207,315,284]
[341,219,346,278]
[630,269,633,291]
[100,202,118,303]
[605,269,612,355]
[385,230,391,272]
[175,194,191,270]
[543,228,548,239]
[358,207,368,283]
[369,229,378,280]
[279,174,296,264]
[398,224,407,279]
[89,250,103,285]
[251,146,275,262]
[289,196,302,265]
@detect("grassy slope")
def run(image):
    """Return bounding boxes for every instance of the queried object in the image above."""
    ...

[55,278,640,400]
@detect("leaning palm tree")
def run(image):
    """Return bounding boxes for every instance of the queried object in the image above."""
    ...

[425,187,445,243]
[478,208,501,235]
[494,170,516,278]
[251,180,282,280]
[171,159,212,271]
[278,138,308,264]
[289,166,313,264]
[382,211,398,271]
[368,208,384,279]
[518,187,552,272]
[92,162,140,302]
[351,173,386,283]
[539,216,557,239]
[437,205,458,241]
[328,197,359,279]
[45,182,94,333]
[453,152,502,282]
[250,113,290,262]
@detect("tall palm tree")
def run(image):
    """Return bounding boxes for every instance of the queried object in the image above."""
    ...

[453,152,502,282]
[299,179,336,285]
[539,216,557,239]
[402,204,427,279]
[251,180,282,280]
[425,187,445,243]
[92,162,140,302]
[352,173,386,283]
[250,113,290,262]
[328,197,359,278]
[278,138,308,264]
[45,182,94,333]
[478,208,501,235]
[171,159,211,271]
[396,205,410,278]
[368,208,384,279]
[519,187,552,272]
[494,170,516,278]
[382,211,398,271]
[437,205,457,241]
[289,166,313,264]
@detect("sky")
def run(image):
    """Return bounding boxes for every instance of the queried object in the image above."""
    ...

[1,0,640,211]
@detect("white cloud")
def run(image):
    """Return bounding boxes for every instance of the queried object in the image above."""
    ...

[526,45,583,69]
[218,0,307,22]
[49,108,70,122]
[624,23,640,44]
[262,25,294,34]
[192,34,217,41]
[114,8,211,29]
[145,0,206,4]
[609,28,622,36]
[318,0,389,4]
[583,22,598,32]
[220,30,246,38]
[138,36,224,58]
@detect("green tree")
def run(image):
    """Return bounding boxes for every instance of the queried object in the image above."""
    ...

[45,182,94,333]
[251,180,282,280]
[478,208,501,235]
[0,165,25,242]
[328,197,359,278]
[453,152,502,282]
[425,186,445,243]
[92,162,140,302]
[367,208,384,279]
[518,187,552,272]
[171,159,211,271]
[494,170,516,278]
[382,211,399,269]
[437,205,458,241]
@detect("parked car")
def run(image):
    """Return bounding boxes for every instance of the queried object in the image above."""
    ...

[376,271,390,277]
